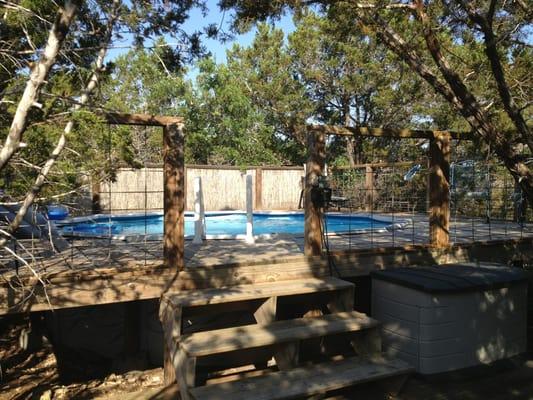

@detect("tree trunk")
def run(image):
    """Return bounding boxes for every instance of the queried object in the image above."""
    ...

[0,1,120,246]
[346,137,356,167]
[361,8,532,204]
[342,97,356,167]
[0,0,81,172]
[459,1,533,155]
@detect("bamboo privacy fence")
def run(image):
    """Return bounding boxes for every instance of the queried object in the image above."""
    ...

[97,165,305,212]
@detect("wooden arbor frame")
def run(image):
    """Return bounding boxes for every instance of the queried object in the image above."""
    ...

[103,112,185,270]
[102,116,473,266]
[303,125,476,256]
[101,115,474,265]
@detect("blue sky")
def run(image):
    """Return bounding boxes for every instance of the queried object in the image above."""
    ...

[108,3,296,79]
[181,5,295,64]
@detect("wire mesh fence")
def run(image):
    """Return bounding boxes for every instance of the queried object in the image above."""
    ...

[322,139,532,252]
[1,128,532,282]
[0,123,163,280]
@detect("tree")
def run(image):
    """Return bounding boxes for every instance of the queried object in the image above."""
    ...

[100,41,189,165]
[226,23,314,161]
[183,58,288,165]
[0,0,209,244]
[287,10,430,165]
[0,0,123,245]
[1,0,209,171]
[219,0,532,203]
[0,0,81,172]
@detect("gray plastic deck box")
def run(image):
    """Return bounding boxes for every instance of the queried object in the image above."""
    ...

[371,264,528,374]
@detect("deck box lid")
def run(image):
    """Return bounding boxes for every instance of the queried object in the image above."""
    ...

[371,263,527,293]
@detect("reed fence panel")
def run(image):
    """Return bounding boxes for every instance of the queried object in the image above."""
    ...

[96,166,305,213]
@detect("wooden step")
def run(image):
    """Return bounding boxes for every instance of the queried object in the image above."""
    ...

[189,356,414,400]
[161,277,355,385]
[179,311,379,358]
[163,277,354,308]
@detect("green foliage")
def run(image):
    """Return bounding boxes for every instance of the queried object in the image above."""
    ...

[183,58,288,165]
[99,43,188,164]
[2,0,530,208]
[220,0,531,142]
[227,23,313,153]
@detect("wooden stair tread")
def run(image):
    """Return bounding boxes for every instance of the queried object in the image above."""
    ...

[189,356,413,400]
[164,277,353,308]
[180,311,379,357]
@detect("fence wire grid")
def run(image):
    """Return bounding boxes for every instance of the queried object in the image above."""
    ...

[1,130,532,282]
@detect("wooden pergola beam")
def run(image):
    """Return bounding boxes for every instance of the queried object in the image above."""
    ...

[307,124,475,141]
[101,112,184,126]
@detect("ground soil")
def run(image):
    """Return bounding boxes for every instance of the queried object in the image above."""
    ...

[0,314,164,400]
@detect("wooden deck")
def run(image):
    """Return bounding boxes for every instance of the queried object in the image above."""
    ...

[0,214,531,314]
[2,214,531,274]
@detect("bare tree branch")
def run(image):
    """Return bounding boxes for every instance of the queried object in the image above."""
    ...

[0,185,90,206]
[458,0,533,154]
[0,0,53,25]
[354,2,416,10]
[0,0,81,172]
[1,42,189,56]
[0,231,52,310]
[0,0,121,246]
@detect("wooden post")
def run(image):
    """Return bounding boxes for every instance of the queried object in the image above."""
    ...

[163,123,185,270]
[255,167,263,210]
[91,180,101,214]
[365,166,374,212]
[304,130,325,256]
[428,131,451,248]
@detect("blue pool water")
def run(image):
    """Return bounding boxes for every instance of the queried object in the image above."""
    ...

[59,212,393,238]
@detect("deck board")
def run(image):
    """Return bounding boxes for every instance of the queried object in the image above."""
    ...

[163,277,353,308]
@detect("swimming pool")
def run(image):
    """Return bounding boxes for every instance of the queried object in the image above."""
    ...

[58,211,408,240]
